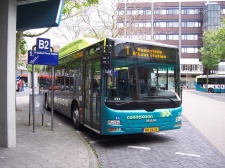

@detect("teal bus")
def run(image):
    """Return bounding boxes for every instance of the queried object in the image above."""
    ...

[195,75,225,93]
[44,37,182,135]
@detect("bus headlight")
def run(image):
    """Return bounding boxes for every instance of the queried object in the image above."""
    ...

[176,116,182,122]
[108,120,121,125]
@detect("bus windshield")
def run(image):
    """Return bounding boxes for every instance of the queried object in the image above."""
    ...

[105,38,180,102]
[106,65,177,101]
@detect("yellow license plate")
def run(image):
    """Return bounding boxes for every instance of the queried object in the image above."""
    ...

[144,127,159,133]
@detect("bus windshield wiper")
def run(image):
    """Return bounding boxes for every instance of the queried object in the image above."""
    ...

[168,98,179,105]
[115,100,135,107]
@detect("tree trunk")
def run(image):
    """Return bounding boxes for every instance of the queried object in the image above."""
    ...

[206,68,209,93]
[15,31,24,111]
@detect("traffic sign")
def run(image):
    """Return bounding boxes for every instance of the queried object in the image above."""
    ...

[36,38,50,52]
[28,50,58,65]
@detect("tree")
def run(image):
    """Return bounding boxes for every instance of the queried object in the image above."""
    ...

[214,18,225,60]
[199,29,220,92]
[15,0,100,111]
[51,0,161,42]
[16,0,100,70]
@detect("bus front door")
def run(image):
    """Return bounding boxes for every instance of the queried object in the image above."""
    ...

[84,59,101,132]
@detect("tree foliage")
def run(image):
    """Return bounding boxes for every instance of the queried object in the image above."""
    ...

[199,30,220,71]
[214,18,225,59]
[199,19,225,74]
[19,37,28,55]
[16,0,99,71]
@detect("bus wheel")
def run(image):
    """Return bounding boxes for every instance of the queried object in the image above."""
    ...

[208,88,214,93]
[72,105,83,130]
[45,97,50,111]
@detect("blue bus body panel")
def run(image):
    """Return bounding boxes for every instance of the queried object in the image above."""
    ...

[101,104,182,135]
[196,84,225,93]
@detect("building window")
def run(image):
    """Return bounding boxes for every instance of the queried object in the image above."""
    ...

[146,22,151,27]
[127,22,139,28]
[182,22,201,27]
[168,35,179,40]
[154,35,166,40]
[144,9,151,15]
[130,9,146,15]
[154,9,167,15]
[117,22,124,28]
[118,10,124,15]
[182,9,201,14]
[127,9,132,15]
[132,10,139,15]
[182,34,198,40]
[154,22,166,27]
[181,64,198,71]
[182,64,188,71]
[138,22,151,28]
[146,35,151,40]
[167,9,178,14]
[182,47,199,53]
[222,8,225,14]
[139,22,144,27]
[168,22,179,27]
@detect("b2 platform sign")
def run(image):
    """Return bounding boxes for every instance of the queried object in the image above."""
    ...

[36,38,51,52]
[28,38,58,66]
[28,50,59,66]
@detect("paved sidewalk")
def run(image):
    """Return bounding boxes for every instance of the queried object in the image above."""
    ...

[182,89,225,157]
[0,89,98,168]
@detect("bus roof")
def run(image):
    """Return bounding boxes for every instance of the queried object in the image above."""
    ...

[196,74,225,78]
[107,37,179,49]
[58,37,179,59]
[58,38,100,58]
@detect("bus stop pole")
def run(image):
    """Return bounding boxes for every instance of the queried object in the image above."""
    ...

[32,64,35,132]
[51,66,54,131]
[50,46,55,131]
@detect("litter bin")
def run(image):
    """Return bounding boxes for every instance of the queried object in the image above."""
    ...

[29,92,44,126]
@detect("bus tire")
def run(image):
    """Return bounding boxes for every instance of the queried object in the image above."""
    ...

[208,88,214,93]
[72,104,83,130]
[45,96,51,111]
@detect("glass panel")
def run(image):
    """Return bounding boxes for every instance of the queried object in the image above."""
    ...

[106,65,178,101]
[92,60,101,125]
[84,62,91,121]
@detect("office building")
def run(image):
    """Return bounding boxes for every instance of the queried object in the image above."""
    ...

[117,1,225,88]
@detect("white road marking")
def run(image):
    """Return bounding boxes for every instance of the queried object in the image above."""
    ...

[175,152,201,157]
[156,132,166,135]
[89,139,115,144]
[89,135,139,144]
[127,146,151,150]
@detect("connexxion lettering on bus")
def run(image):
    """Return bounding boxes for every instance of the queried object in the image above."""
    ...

[44,37,182,135]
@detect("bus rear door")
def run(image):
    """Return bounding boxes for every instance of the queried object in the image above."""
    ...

[84,59,101,133]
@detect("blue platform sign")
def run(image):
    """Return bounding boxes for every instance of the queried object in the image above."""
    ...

[28,50,58,66]
[36,38,50,52]
[16,75,20,81]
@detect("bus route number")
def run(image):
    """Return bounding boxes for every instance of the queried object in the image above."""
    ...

[36,38,50,52]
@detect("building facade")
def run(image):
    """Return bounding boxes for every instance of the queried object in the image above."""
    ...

[117,1,225,88]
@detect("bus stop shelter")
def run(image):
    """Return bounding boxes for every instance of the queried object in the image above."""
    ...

[0,0,63,148]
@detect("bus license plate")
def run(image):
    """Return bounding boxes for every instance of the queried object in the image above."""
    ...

[144,127,159,133]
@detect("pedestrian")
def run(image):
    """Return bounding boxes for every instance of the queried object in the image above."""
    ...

[22,80,25,91]
[18,79,22,92]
